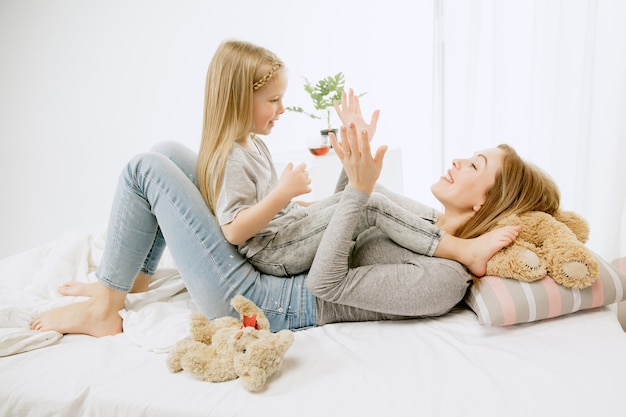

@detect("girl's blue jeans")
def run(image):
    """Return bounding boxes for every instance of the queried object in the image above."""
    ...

[96,141,316,331]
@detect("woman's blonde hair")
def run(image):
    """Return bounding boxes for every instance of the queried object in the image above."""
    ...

[196,40,283,213]
[455,144,560,239]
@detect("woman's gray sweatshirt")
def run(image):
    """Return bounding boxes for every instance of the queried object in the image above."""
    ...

[307,186,471,325]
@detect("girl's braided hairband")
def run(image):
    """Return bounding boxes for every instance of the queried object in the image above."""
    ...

[252,62,282,91]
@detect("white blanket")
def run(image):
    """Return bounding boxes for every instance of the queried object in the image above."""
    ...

[0,231,193,356]
[3,231,626,417]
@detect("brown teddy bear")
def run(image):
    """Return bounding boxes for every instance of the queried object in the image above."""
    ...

[166,295,294,392]
[485,210,599,289]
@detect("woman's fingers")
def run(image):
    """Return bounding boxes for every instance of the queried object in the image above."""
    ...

[346,122,359,156]
[349,89,361,115]
[369,109,380,136]
[334,89,351,124]
[359,128,370,156]
[329,131,345,159]
[340,122,372,157]
[332,128,351,160]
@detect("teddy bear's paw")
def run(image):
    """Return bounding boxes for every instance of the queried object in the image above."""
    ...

[238,368,268,392]
[552,260,598,289]
[544,241,599,288]
[166,354,184,373]
[519,249,542,271]
[562,260,589,280]
[512,249,547,281]
[166,339,196,373]
[486,246,546,282]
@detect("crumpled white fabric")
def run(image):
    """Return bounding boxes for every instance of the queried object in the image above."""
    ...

[0,327,62,357]
[0,308,62,356]
[0,230,194,356]
[120,270,195,353]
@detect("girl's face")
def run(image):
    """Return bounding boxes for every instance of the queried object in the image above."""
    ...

[431,147,505,215]
[251,68,287,136]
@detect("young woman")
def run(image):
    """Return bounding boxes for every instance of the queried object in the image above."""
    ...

[305,126,556,323]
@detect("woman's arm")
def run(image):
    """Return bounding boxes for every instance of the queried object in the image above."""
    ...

[307,122,470,318]
[306,185,369,299]
[306,186,470,317]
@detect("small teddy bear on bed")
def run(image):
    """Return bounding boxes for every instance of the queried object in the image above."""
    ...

[486,210,599,289]
[166,295,294,392]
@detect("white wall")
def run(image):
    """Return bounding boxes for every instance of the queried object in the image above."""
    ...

[0,0,435,259]
[438,0,626,260]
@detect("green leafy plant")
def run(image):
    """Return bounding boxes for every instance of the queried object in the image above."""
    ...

[287,72,364,131]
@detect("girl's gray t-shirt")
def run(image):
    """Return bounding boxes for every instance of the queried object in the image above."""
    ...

[215,137,306,258]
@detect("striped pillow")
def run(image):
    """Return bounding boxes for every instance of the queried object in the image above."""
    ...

[465,253,626,326]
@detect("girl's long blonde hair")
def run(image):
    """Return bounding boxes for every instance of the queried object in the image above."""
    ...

[455,144,560,239]
[197,40,283,214]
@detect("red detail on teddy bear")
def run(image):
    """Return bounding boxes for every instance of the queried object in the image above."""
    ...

[242,314,260,329]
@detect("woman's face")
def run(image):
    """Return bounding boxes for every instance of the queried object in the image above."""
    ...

[431,147,505,214]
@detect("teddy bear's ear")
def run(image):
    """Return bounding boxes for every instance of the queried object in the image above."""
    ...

[554,210,590,243]
[230,295,271,330]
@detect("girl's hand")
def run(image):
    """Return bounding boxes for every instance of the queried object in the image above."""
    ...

[277,162,311,199]
[334,88,380,142]
[331,123,387,195]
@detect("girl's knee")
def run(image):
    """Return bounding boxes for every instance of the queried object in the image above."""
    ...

[125,152,170,180]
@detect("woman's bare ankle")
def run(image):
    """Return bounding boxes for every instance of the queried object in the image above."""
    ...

[58,281,98,297]
[130,273,151,293]
[31,283,127,337]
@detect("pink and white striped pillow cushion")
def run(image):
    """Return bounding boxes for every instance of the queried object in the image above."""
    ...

[465,253,626,326]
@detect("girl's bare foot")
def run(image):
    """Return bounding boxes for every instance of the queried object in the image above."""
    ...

[463,226,520,277]
[435,225,520,277]
[30,283,127,337]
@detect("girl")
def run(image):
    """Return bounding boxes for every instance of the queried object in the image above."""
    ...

[197,40,515,277]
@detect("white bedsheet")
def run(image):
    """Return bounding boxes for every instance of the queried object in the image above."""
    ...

[1,232,626,417]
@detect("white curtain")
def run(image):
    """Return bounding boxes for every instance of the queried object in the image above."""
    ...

[436,0,626,260]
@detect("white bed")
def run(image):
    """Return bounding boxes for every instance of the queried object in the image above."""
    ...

[1,231,626,417]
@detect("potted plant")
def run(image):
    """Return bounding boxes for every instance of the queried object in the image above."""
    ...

[287,72,366,152]
[286,72,346,136]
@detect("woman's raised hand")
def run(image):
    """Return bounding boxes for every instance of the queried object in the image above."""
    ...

[334,89,380,142]
[331,122,387,195]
